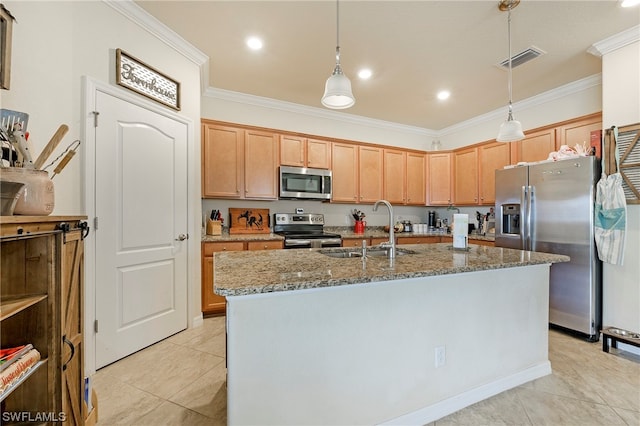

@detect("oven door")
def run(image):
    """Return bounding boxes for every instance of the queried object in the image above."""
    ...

[284,238,341,249]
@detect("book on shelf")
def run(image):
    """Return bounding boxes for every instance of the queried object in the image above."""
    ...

[0,344,34,372]
[0,348,41,394]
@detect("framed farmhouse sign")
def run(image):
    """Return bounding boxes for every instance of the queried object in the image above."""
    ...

[116,48,180,110]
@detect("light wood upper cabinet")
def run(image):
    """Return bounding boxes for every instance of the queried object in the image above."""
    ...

[478,142,511,205]
[202,123,244,198]
[453,147,479,205]
[331,142,359,202]
[203,114,600,205]
[244,129,278,199]
[427,152,452,205]
[307,139,331,169]
[406,152,427,205]
[202,121,278,200]
[517,128,556,163]
[358,145,384,203]
[383,149,407,204]
[383,149,426,205]
[279,136,331,169]
[280,134,306,167]
[556,113,602,150]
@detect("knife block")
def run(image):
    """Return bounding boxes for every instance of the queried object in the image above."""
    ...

[206,219,222,236]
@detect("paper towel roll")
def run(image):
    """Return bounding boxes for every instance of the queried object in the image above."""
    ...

[453,214,468,249]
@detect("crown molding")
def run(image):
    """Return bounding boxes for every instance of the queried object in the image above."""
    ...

[106,0,606,138]
[438,74,602,137]
[587,25,640,57]
[103,1,209,68]
[203,87,435,137]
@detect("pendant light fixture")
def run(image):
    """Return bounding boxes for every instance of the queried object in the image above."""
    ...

[496,0,525,143]
[321,0,355,109]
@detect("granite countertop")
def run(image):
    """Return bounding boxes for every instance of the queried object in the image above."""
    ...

[214,243,568,297]
[201,227,495,243]
[330,227,495,242]
[202,229,284,243]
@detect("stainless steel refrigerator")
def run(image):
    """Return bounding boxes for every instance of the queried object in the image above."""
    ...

[495,156,602,340]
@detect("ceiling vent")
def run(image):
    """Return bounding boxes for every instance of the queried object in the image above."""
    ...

[498,46,546,69]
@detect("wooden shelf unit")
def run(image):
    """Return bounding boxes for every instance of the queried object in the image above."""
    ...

[1,216,88,424]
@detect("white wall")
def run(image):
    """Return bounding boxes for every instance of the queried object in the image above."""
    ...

[226,265,551,424]
[2,0,204,373]
[601,41,640,351]
[439,77,603,150]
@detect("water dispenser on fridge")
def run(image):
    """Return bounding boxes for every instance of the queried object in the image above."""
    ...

[501,204,520,235]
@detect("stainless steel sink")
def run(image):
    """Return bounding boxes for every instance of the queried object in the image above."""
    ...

[319,248,416,258]
[366,247,417,257]
[319,250,363,258]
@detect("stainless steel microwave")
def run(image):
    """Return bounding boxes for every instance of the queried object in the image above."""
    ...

[279,166,332,200]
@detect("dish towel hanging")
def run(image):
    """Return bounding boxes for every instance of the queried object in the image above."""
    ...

[595,126,627,265]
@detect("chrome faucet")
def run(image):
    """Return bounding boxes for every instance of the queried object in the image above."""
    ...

[373,199,395,258]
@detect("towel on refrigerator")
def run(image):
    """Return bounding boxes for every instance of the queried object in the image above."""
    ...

[595,126,626,265]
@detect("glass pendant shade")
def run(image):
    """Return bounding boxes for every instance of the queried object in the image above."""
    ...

[322,64,355,109]
[497,116,525,142]
[322,0,355,110]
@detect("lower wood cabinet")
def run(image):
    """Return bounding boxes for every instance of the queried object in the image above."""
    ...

[202,242,244,316]
[370,237,390,246]
[202,239,283,315]
[247,240,283,251]
[440,236,494,246]
[397,236,441,245]
[342,237,370,247]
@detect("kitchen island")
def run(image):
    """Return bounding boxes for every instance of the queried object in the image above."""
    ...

[215,243,568,425]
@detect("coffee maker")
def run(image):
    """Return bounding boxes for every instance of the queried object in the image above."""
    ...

[428,211,436,229]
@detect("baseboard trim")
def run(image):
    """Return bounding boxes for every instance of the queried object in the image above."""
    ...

[380,361,552,426]
[191,314,204,329]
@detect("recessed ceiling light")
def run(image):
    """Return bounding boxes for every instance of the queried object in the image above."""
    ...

[437,90,451,101]
[246,36,263,50]
[358,69,372,80]
[621,0,640,7]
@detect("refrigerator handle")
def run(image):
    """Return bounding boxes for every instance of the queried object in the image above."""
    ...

[525,185,534,250]
[521,185,527,249]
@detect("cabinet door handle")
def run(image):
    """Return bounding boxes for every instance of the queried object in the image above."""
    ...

[62,335,75,371]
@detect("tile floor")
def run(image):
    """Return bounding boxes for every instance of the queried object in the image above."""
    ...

[93,317,640,425]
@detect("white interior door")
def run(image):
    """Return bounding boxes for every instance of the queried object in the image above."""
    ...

[94,91,188,368]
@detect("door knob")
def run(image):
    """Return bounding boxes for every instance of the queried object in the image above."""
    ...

[175,234,188,241]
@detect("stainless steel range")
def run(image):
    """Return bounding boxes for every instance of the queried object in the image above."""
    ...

[273,213,342,249]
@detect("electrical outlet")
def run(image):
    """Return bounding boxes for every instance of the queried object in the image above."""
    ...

[435,346,446,368]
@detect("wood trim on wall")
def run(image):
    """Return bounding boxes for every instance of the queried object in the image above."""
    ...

[605,123,640,204]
